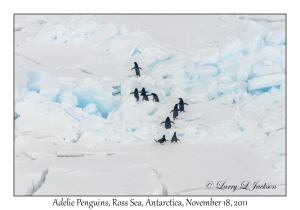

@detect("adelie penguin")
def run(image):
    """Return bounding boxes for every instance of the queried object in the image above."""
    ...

[130,88,139,101]
[149,93,159,102]
[139,87,148,95]
[161,117,175,129]
[170,104,180,120]
[140,92,150,101]
[171,132,180,143]
[154,135,168,145]
[177,98,189,112]
[131,62,143,78]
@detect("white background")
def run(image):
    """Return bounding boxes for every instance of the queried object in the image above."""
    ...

[1,0,296,209]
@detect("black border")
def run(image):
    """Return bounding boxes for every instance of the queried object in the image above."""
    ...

[13,13,287,197]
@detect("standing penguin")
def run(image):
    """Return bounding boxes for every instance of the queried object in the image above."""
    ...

[170,104,180,120]
[161,117,175,129]
[140,92,150,101]
[171,132,180,143]
[177,98,189,112]
[139,87,148,95]
[154,135,168,145]
[131,62,143,77]
[149,93,159,102]
[130,88,139,101]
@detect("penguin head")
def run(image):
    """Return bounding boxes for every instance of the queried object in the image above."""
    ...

[134,62,138,67]
[166,117,170,120]
[142,87,145,91]
[162,135,165,138]
[135,88,138,91]
[174,132,176,135]
[178,98,183,101]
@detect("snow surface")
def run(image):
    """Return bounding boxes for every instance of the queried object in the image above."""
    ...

[14,14,285,195]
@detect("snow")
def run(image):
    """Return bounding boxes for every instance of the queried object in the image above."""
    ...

[14,14,285,196]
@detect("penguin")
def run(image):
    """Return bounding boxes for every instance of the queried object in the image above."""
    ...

[177,98,189,112]
[161,117,175,129]
[131,62,143,77]
[149,93,159,102]
[171,132,180,143]
[139,87,148,95]
[154,135,168,145]
[141,92,150,101]
[170,104,180,120]
[130,88,139,101]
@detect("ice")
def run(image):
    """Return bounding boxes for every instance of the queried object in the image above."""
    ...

[198,73,219,99]
[266,29,285,46]
[15,92,78,142]
[236,92,277,111]
[58,88,78,108]
[120,25,130,35]
[187,66,218,78]
[14,15,285,196]
[259,46,284,64]
[197,52,220,66]
[109,38,138,59]
[39,81,61,102]
[22,65,55,93]
[87,21,119,45]
[218,82,237,94]
[34,17,107,45]
[83,103,98,115]
[247,73,285,92]
[250,63,283,79]
[73,78,116,118]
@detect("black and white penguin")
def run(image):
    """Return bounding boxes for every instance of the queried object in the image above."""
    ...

[141,92,150,101]
[139,87,148,95]
[131,62,143,77]
[171,132,180,143]
[149,93,159,102]
[130,88,139,101]
[154,135,168,145]
[177,98,189,112]
[161,117,175,129]
[170,104,180,120]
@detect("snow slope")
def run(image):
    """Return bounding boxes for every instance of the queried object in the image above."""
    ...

[14,14,285,195]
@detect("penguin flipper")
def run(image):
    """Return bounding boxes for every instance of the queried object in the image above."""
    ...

[161,121,165,124]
